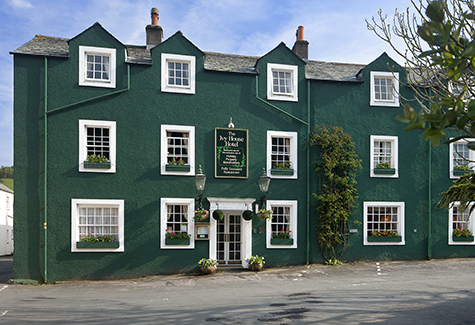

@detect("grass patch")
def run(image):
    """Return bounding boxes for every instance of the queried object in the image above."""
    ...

[0,178,13,191]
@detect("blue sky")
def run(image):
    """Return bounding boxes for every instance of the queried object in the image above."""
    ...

[0,0,413,167]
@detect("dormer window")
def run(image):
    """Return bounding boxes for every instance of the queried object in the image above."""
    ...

[370,72,399,107]
[267,63,298,102]
[161,53,196,94]
[79,46,116,88]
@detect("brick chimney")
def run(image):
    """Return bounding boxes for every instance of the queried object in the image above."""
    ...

[292,26,308,60]
[146,8,163,50]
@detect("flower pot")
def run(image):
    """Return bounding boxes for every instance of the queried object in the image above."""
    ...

[248,263,263,271]
[200,266,217,274]
[367,236,402,243]
[271,238,294,245]
[452,235,474,242]
[373,168,396,175]
[165,238,190,245]
[165,165,190,172]
[76,242,119,249]
[271,169,294,176]
[83,161,111,169]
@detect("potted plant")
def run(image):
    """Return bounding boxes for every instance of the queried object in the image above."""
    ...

[452,228,474,242]
[83,154,111,169]
[373,161,396,175]
[165,157,190,172]
[165,230,191,245]
[453,165,472,176]
[271,162,294,176]
[242,210,254,221]
[367,230,402,242]
[271,229,293,245]
[194,209,210,222]
[198,258,218,274]
[246,255,265,271]
[76,233,119,249]
[257,208,272,221]
[213,209,224,221]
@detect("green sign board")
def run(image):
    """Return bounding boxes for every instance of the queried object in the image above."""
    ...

[215,128,248,178]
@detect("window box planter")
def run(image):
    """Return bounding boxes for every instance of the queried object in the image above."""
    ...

[165,238,190,245]
[76,242,119,249]
[165,165,191,172]
[452,235,474,242]
[271,238,294,245]
[367,236,402,243]
[271,169,294,176]
[83,161,111,169]
[373,168,396,175]
[453,170,473,176]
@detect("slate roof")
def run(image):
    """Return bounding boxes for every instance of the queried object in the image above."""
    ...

[0,183,13,194]
[11,35,365,82]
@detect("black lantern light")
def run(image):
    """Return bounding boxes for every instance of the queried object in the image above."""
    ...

[195,164,206,210]
[258,167,271,208]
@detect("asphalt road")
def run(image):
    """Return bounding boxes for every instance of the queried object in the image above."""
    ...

[0,258,475,324]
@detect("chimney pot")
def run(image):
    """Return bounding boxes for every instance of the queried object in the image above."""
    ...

[151,8,159,26]
[296,26,304,41]
[292,26,308,60]
[146,7,163,50]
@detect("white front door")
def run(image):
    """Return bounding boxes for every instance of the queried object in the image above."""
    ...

[216,213,242,265]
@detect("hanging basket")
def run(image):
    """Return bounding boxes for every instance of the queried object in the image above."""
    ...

[242,210,254,221]
[213,209,224,221]
[257,209,272,221]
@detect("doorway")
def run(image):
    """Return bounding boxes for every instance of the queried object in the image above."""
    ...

[216,213,241,266]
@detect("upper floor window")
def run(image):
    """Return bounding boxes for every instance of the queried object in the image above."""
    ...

[370,135,398,178]
[161,53,196,94]
[161,125,195,176]
[370,72,399,107]
[449,139,474,178]
[267,63,298,102]
[79,46,116,88]
[267,131,297,179]
[79,120,116,173]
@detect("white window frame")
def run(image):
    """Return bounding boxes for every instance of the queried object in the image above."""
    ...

[449,138,475,179]
[266,200,297,249]
[449,202,475,245]
[71,199,124,252]
[267,63,298,102]
[79,120,116,173]
[370,71,399,107]
[79,46,116,88]
[161,124,195,176]
[363,201,405,246]
[161,53,196,94]
[160,198,195,249]
[370,135,398,178]
[266,131,298,179]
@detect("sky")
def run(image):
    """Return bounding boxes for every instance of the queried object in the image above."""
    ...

[0,0,414,167]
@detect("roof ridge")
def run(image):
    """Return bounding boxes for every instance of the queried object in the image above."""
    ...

[204,51,260,59]
[34,34,70,41]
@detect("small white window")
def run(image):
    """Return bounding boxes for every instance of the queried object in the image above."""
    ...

[161,125,195,176]
[71,199,124,252]
[266,200,297,249]
[370,72,399,107]
[79,120,116,173]
[160,198,195,249]
[161,53,196,94]
[79,46,116,88]
[449,203,475,245]
[6,196,10,211]
[363,202,405,245]
[267,131,297,179]
[267,63,298,102]
[370,135,398,178]
[449,138,475,179]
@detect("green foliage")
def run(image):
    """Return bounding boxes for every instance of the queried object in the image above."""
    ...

[325,259,342,265]
[273,162,291,170]
[86,154,109,163]
[246,255,265,265]
[454,165,470,171]
[194,209,209,221]
[168,157,186,166]
[375,162,391,169]
[257,208,272,220]
[80,234,117,242]
[198,258,218,268]
[0,166,13,179]
[453,228,473,237]
[309,125,362,262]
[0,178,13,191]
[272,229,291,239]
[165,231,190,239]
[370,230,399,237]
[438,173,475,214]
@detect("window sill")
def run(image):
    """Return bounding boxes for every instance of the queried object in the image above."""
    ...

[452,235,474,242]
[83,161,111,169]
[373,168,396,175]
[453,170,473,176]
[165,165,191,172]
[367,236,402,243]
[165,238,190,245]
[76,242,119,249]
[271,238,294,245]
[271,169,294,176]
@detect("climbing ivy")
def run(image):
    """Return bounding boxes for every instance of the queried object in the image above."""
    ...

[309,125,362,263]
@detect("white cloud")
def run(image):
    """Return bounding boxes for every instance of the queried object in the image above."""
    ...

[9,0,32,8]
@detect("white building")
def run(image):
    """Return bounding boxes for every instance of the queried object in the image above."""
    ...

[0,183,13,256]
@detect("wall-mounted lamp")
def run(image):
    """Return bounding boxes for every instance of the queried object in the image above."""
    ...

[258,167,271,208]
[195,164,206,210]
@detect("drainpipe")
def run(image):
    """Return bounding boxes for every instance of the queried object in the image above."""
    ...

[428,142,432,259]
[254,75,310,263]
[42,61,130,283]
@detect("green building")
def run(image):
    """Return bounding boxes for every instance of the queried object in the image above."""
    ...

[11,9,474,282]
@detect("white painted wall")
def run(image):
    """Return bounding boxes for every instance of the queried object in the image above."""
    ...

[0,188,13,256]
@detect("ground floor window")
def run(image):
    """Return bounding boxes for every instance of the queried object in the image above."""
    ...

[160,198,194,249]
[449,203,475,245]
[266,200,297,248]
[363,201,405,245]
